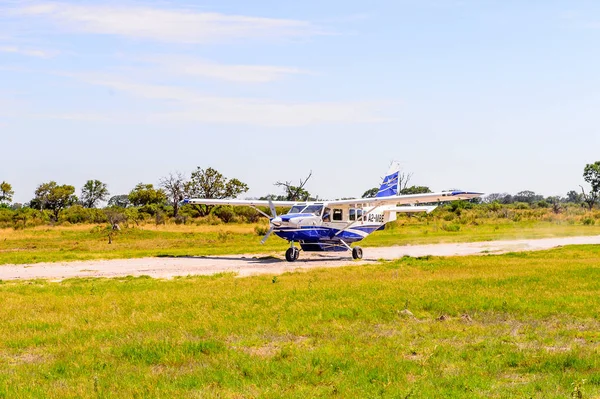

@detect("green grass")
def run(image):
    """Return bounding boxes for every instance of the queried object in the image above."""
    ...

[2,246,600,397]
[2,217,600,265]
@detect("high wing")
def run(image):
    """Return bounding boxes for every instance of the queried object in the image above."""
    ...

[326,191,484,206]
[183,198,299,207]
[184,191,483,208]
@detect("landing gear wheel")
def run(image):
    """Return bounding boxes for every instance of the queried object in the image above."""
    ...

[286,247,300,262]
[352,246,363,260]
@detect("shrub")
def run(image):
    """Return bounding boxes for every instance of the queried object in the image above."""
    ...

[196,215,222,226]
[233,206,263,223]
[443,213,455,221]
[255,225,270,236]
[514,202,530,210]
[441,224,461,232]
[213,206,236,223]
[582,217,595,226]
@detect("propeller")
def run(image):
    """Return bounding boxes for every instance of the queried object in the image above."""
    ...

[261,199,278,244]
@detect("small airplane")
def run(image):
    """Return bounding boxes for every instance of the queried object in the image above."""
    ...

[185,163,483,262]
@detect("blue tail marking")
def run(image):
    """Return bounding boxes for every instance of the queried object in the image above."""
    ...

[376,171,399,198]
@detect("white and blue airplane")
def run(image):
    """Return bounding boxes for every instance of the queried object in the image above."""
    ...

[185,164,483,262]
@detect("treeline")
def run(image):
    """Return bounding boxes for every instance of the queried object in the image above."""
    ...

[0,162,599,229]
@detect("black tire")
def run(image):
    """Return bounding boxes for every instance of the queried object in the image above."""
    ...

[293,247,300,261]
[352,246,363,260]
[286,247,297,262]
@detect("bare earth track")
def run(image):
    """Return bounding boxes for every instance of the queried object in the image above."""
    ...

[2,235,600,281]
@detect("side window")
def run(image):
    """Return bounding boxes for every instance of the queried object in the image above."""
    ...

[356,209,363,221]
[349,209,356,221]
[333,209,343,221]
[322,208,332,222]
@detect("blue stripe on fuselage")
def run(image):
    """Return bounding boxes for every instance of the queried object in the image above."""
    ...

[274,225,381,243]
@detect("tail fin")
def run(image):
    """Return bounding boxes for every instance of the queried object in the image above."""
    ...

[376,162,401,198]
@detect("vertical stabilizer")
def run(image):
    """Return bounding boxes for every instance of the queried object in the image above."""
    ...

[376,161,401,198]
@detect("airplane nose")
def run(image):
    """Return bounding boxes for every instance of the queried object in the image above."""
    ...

[271,217,282,227]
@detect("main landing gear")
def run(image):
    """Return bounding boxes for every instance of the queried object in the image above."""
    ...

[352,246,363,260]
[283,242,363,262]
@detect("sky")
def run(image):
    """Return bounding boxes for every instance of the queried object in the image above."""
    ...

[2,0,600,203]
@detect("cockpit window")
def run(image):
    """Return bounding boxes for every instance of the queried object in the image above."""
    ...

[289,205,306,213]
[303,205,324,216]
[288,204,323,216]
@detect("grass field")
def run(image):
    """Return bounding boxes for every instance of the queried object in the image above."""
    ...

[2,216,600,265]
[1,245,600,397]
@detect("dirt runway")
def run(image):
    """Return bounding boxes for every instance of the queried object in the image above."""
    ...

[2,235,599,281]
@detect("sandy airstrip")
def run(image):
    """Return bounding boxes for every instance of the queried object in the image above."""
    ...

[1,235,599,281]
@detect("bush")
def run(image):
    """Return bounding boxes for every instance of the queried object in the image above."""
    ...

[441,223,461,232]
[514,202,530,210]
[535,200,549,208]
[233,206,263,223]
[213,206,236,223]
[582,217,595,226]
[196,215,222,226]
[255,225,270,236]
[443,213,455,221]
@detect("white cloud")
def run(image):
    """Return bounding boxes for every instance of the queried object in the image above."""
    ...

[140,56,308,83]
[62,74,390,127]
[0,45,54,58]
[13,2,324,43]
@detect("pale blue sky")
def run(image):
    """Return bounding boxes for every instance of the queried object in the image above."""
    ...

[2,0,600,203]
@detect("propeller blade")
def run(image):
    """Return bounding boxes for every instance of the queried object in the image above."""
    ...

[268,199,277,218]
[260,226,274,245]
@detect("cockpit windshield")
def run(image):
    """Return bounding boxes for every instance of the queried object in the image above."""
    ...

[288,204,324,216]
[288,205,306,214]
[303,205,324,216]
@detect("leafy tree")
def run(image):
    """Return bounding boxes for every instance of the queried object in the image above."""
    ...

[362,188,379,198]
[107,195,130,208]
[401,185,432,195]
[500,194,514,204]
[185,167,249,216]
[513,190,543,204]
[0,181,14,204]
[275,171,313,201]
[581,161,600,211]
[483,193,507,203]
[128,183,167,207]
[81,180,110,208]
[566,190,582,204]
[31,181,78,221]
[160,172,187,217]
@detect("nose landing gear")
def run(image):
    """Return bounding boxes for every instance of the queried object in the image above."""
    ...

[285,246,300,262]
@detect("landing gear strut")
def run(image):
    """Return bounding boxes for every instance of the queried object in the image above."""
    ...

[352,246,363,260]
[285,245,300,262]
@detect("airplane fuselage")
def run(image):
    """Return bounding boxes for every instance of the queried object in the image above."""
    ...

[270,202,391,252]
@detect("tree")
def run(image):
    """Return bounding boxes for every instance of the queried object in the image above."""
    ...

[31,181,78,221]
[566,190,582,204]
[128,183,167,207]
[0,181,14,204]
[80,180,110,208]
[160,172,186,217]
[185,167,249,216]
[581,161,600,211]
[513,190,543,204]
[401,185,432,195]
[275,171,313,201]
[107,195,130,208]
[362,188,379,198]
[484,193,508,203]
